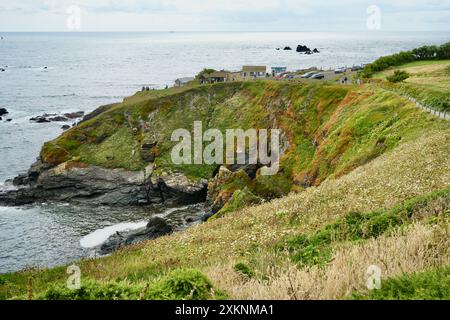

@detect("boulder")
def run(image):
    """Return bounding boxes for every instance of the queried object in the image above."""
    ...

[30,111,84,123]
[61,125,71,130]
[141,141,158,163]
[283,46,292,50]
[296,44,313,54]
[313,48,320,53]
[64,111,84,119]
[49,116,69,122]
[30,116,50,123]
[0,108,8,116]
[99,217,173,255]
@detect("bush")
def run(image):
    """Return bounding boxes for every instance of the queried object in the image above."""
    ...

[38,280,143,300]
[352,267,450,300]
[359,42,450,78]
[387,70,410,83]
[146,269,215,300]
[37,268,219,300]
[233,262,256,278]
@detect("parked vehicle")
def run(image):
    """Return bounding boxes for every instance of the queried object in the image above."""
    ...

[311,73,325,79]
[334,67,346,74]
[300,71,317,78]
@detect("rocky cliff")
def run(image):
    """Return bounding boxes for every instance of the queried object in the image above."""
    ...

[1,80,440,214]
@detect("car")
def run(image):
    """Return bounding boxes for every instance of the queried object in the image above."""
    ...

[311,73,325,79]
[334,67,346,74]
[300,71,317,78]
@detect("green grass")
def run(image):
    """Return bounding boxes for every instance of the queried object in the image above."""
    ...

[277,187,450,267]
[2,60,449,300]
[351,267,450,300]
[31,268,221,300]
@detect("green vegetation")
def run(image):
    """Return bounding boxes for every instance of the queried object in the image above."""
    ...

[1,54,449,300]
[233,262,256,279]
[352,267,450,300]
[360,42,450,78]
[278,187,450,267]
[32,269,219,300]
[387,70,410,83]
[213,187,262,219]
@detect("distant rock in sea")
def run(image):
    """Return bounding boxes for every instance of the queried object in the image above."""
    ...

[30,111,84,123]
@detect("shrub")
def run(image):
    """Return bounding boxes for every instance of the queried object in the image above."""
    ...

[38,280,143,300]
[387,70,410,83]
[233,262,256,278]
[37,269,219,300]
[352,267,450,300]
[146,269,215,300]
[359,42,450,78]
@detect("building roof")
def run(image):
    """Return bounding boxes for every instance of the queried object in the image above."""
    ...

[242,66,267,72]
[175,77,195,83]
[206,71,228,78]
[272,67,287,71]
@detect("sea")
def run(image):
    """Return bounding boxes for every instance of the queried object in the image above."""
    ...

[0,31,449,274]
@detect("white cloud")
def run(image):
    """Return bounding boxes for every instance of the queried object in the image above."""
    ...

[0,0,449,31]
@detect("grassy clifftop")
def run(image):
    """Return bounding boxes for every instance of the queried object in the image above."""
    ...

[40,79,447,207]
[2,60,449,300]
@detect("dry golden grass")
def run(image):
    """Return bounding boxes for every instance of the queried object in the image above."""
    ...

[206,222,450,300]
[133,128,450,269]
[3,113,449,300]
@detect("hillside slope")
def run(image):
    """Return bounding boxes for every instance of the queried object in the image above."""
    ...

[1,61,449,300]
[5,78,446,213]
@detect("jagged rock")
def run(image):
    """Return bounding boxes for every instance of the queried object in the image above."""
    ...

[99,217,173,255]
[0,108,8,116]
[283,46,292,50]
[49,116,69,122]
[61,125,71,130]
[141,141,157,163]
[6,119,12,122]
[229,163,261,179]
[64,111,84,119]
[31,111,84,123]
[296,44,313,54]
[0,161,207,207]
[313,48,320,53]
[30,116,50,123]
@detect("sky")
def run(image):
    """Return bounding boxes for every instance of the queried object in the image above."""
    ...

[0,0,449,32]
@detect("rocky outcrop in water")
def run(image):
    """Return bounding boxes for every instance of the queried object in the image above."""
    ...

[30,111,84,123]
[0,108,8,116]
[296,45,320,54]
[0,160,208,207]
[99,217,173,254]
[98,204,206,255]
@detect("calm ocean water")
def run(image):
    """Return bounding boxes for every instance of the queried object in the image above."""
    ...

[0,31,449,273]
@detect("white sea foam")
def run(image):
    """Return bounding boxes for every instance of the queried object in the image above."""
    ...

[79,220,148,248]
[79,205,191,248]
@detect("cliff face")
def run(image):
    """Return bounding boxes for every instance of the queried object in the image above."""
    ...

[1,80,445,210]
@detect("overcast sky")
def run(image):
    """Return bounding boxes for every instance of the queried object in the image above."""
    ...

[0,0,449,32]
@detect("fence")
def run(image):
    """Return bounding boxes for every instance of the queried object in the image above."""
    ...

[376,83,450,121]
[404,95,450,121]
